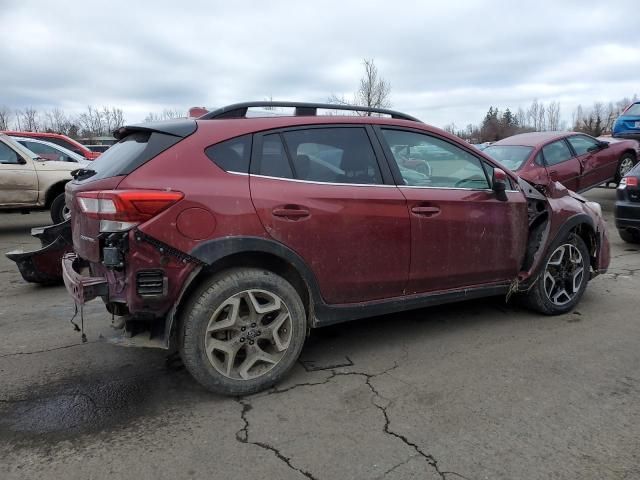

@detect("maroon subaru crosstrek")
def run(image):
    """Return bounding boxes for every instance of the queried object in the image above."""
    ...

[61,102,610,395]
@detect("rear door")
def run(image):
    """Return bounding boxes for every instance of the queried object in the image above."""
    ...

[541,139,581,191]
[0,139,38,206]
[566,134,617,190]
[375,127,528,294]
[249,125,410,304]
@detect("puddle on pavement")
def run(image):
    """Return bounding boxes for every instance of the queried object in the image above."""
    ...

[0,359,209,444]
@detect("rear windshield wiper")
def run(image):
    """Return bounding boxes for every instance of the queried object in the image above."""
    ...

[71,168,97,180]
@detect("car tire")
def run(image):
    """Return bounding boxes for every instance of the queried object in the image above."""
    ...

[180,268,307,396]
[523,233,590,315]
[619,229,640,244]
[615,153,637,184]
[50,193,69,224]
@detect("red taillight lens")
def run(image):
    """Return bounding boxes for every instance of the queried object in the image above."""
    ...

[77,190,184,223]
[624,176,638,187]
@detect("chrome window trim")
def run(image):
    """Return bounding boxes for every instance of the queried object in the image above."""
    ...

[249,173,397,188]
[400,185,520,193]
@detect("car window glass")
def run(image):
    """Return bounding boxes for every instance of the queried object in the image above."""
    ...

[625,103,640,115]
[258,134,293,179]
[282,128,382,184]
[482,145,533,171]
[21,141,67,161]
[205,134,252,173]
[567,135,599,156]
[0,142,20,164]
[381,129,489,189]
[542,140,573,166]
[47,137,78,152]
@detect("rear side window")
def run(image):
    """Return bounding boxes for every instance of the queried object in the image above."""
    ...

[205,135,252,173]
[567,135,599,156]
[258,134,293,179]
[282,128,382,184]
[542,140,573,166]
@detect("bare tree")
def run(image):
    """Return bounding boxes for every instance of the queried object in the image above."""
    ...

[516,107,527,128]
[0,106,11,130]
[144,108,184,123]
[537,103,546,132]
[78,106,103,137]
[44,107,68,133]
[527,99,540,131]
[21,107,40,132]
[546,101,560,131]
[329,58,391,114]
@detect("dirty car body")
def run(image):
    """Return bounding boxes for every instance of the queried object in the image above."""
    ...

[53,102,609,395]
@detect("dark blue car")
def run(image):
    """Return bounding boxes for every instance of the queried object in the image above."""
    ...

[613,102,640,139]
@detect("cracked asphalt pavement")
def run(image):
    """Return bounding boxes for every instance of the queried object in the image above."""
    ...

[1,187,639,480]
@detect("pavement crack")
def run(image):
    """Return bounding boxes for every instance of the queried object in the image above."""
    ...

[235,397,317,480]
[0,341,98,358]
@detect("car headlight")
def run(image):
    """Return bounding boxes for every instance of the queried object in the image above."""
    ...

[586,201,602,217]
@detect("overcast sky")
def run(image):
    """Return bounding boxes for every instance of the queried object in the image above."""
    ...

[1,0,638,128]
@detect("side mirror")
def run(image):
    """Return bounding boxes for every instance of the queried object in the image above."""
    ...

[492,168,509,202]
[598,141,609,149]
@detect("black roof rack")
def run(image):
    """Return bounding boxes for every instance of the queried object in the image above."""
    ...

[199,101,422,122]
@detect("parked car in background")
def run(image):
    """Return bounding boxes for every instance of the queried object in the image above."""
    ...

[57,101,609,396]
[11,137,87,163]
[85,144,111,153]
[612,101,640,140]
[484,132,639,192]
[0,133,82,222]
[1,131,100,160]
[615,162,640,243]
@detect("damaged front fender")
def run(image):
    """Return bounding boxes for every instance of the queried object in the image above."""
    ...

[5,220,73,284]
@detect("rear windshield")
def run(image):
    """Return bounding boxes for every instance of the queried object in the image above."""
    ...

[79,131,182,181]
[483,145,534,171]
[625,103,640,116]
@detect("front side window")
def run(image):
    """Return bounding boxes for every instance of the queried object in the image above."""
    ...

[542,140,573,166]
[281,128,382,184]
[567,135,599,156]
[0,142,20,164]
[381,129,490,189]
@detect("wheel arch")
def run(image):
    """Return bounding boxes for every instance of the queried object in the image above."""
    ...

[164,237,324,349]
[44,180,69,208]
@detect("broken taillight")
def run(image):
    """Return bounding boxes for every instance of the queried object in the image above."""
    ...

[77,190,184,232]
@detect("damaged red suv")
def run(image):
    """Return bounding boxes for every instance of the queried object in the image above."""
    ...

[61,102,610,395]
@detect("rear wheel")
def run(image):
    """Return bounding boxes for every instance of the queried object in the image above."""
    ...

[619,229,640,244]
[524,233,590,315]
[180,268,306,395]
[615,153,636,184]
[50,193,70,224]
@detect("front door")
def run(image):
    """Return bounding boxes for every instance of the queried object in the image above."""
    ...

[376,127,528,294]
[566,134,618,190]
[0,141,38,206]
[249,126,410,304]
[541,139,581,191]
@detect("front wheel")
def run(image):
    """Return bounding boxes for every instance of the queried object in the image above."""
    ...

[50,193,70,224]
[180,268,307,395]
[523,233,590,315]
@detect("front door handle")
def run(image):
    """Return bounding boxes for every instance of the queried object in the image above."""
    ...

[272,207,310,219]
[411,206,441,216]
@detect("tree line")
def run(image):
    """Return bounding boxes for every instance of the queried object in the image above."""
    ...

[0,105,190,139]
[446,94,638,143]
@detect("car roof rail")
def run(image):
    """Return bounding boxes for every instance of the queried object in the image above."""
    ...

[199,101,422,122]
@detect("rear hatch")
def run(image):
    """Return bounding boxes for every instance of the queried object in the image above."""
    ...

[66,120,197,262]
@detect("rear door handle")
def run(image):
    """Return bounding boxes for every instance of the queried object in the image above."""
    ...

[272,207,310,219]
[411,206,441,216]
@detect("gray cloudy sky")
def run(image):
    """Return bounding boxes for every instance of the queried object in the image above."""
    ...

[1,0,638,128]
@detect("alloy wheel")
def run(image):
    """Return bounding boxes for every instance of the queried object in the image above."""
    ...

[619,157,634,178]
[204,289,293,380]
[62,206,71,221]
[543,244,585,306]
